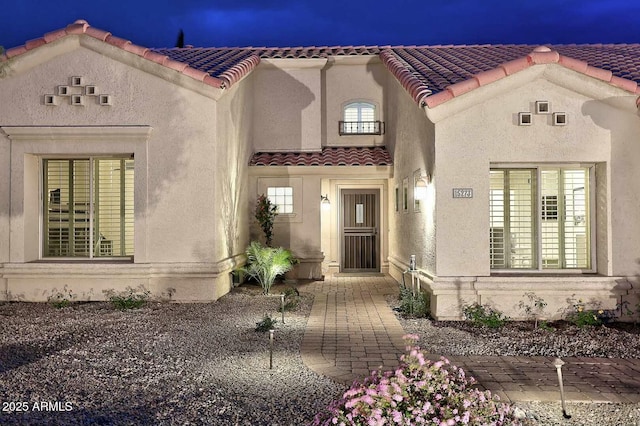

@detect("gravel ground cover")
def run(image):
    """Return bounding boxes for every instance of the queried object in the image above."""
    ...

[3,283,640,425]
[390,295,640,426]
[402,316,640,359]
[0,284,345,425]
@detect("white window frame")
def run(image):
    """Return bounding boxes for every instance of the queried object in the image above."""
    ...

[257,177,302,223]
[2,125,149,264]
[267,186,294,214]
[41,156,135,260]
[340,101,380,135]
[490,164,596,273]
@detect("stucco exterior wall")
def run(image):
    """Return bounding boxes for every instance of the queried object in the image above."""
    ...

[248,167,324,280]
[252,59,325,152]
[385,71,436,282]
[249,58,393,279]
[0,131,8,264]
[423,65,640,319]
[0,130,8,297]
[0,38,239,301]
[213,74,253,264]
[323,57,386,147]
[435,76,612,277]
[607,111,640,276]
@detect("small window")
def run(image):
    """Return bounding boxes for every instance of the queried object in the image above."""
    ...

[402,178,409,212]
[267,186,293,214]
[394,186,399,212]
[339,101,382,135]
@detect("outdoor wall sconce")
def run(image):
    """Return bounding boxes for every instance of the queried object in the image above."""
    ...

[320,194,330,209]
[414,175,431,201]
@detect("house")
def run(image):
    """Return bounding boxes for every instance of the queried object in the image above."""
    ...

[1,20,639,319]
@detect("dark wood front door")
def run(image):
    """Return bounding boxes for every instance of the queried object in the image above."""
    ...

[341,189,379,272]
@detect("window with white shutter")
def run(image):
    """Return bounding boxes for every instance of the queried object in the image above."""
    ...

[490,166,591,271]
[339,102,383,135]
[43,157,134,258]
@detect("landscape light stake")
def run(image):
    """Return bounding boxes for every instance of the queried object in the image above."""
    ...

[269,329,275,369]
[553,358,571,419]
[280,294,285,324]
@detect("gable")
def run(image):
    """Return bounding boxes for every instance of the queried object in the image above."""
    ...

[380,46,640,113]
[1,20,231,100]
[421,59,640,123]
[0,41,226,126]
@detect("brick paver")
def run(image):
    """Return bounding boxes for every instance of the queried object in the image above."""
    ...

[299,274,640,403]
[299,275,405,385]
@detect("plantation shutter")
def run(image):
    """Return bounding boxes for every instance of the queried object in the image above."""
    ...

[540,169,589,269]
[44,158,134,258]
[490,167,590,270]
[44,159,91,257]
[489,169,536,269]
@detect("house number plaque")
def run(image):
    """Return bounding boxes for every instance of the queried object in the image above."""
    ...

[452,188,473,198]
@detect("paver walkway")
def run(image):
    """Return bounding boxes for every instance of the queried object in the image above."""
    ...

[299,274,640,403]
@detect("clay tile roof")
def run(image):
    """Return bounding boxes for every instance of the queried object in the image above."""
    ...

[153,45,381,76]
[249,146,392,167]
[2,20,227,90]
[4,20,640,106]
[379,45,640,107]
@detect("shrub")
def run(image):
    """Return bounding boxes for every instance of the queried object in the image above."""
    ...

[567,309,602,327]
[48,286,76,309]
[312,335,522,426]
[255,194,278,247]
[243,241,297,295]
[565,298,614,327]
[566,300,601,327]
[104,286,150,310]
[517,292,547,328]
[278,286,301,312]
[398,287,430,318]
[255,313,277,332]
[462,303,508,329]
[538,320,555,332]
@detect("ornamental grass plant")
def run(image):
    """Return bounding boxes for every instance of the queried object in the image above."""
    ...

[243,241,296,295]
[312,335,524,426]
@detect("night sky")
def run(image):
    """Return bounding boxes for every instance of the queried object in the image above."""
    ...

[2,0,639,50]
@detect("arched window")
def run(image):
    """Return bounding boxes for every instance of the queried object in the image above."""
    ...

[340,101,382,135]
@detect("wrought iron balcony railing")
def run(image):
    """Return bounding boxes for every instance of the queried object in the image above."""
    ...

[339,121,384,135]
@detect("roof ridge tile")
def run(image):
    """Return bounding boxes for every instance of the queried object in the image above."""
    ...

[474,67,507,86]
[43,29,68,43]
[584,65,613,83]
[528,49,560,64]
[558,55,589,73]
[24,38,46,50]
[84,27,111,41]
[123,43,149,57]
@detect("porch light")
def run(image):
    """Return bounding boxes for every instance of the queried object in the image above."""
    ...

[320,194,330,209]
[414,176,430,201]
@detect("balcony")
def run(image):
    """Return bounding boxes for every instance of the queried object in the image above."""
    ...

[339,121,384,136]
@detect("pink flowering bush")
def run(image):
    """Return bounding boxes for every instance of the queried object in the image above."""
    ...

[311,335,524,426]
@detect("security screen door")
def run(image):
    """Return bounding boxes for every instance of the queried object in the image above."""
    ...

[340,189,379,272]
